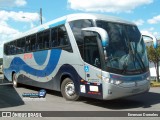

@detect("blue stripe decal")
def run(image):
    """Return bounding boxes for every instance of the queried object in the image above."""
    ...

[102,39,107,47]
[49,19,66,28]
[110,72,150,81]
[4,49,61,77]
[33,50,48,65]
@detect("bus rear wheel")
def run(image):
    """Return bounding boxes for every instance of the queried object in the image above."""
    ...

[61,78,79,101]
[12,73,18,88]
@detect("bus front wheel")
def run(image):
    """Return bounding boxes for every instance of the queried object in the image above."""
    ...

[12,73,18,88]
[61,78,79,101]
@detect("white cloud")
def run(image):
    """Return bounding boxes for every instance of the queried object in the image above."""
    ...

[153,32,159,37]
[0,21,21,46]
[0,10,39,41]
[0,0,27,7]
[0,10,39,23]
[149,27,154,31]
[0,22,21,57]
[141,27,155,32]
[15,0,27,6]
[0,10,40,58]
[133,19,144,26]
[148,15,160,24]
[141,29,160,39]
[0,23,20,35]
[67,0,153,13]
[141,30,152,35]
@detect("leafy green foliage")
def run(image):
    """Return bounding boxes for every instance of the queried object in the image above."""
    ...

[146,45,160,82]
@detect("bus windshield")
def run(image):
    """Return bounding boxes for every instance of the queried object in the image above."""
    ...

[96,20,149,75]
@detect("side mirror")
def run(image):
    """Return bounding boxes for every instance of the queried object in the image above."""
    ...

[82,27,109,47]
[141,31,157,48]
[82,27,109,60]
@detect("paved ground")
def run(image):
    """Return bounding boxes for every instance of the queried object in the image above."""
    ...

[0,74,160,120]
[0,85,160,111]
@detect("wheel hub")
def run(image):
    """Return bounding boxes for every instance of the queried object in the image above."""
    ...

[65,82,75,96]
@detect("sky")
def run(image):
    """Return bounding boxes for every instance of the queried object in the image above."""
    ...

[0,0,160,58]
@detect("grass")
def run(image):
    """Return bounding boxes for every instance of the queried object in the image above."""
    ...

[150,80,160,87]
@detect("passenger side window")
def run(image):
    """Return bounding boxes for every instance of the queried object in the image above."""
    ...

[70,20,93,58]
[16,38,25,54]
[21,38,25,53]
[37,32,43,50]
[51,28,58,47]
[4,43,10,55]
[9,41,16,55]
[57,26,69,46]
[84,36,101,68]
[50,25,72,52]
[30,35,36,51]
[4,26,73,55]
[43,30,50,49]
[37,30,50,50]
[25,36,31,52]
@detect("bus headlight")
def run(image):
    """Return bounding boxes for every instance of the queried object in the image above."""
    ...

[115,80,123,85]
[102,77,122,85]
[109,79,123,85]
[102,76,110,82]
[146,77,150,81]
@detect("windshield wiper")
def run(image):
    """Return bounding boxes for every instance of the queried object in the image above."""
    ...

[122,40,145,74]
[121,38,134,74]
[134,49,146,72]
[134,36,146,72]
[122,55,129,74]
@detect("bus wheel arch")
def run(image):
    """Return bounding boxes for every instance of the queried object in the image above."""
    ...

[12,72,18,88]
[60,75,80,101]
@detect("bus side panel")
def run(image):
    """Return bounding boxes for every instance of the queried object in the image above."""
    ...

[17,63,103,100]
[17,74,54,90]
[16,64,81,91]
[16,49,60,89]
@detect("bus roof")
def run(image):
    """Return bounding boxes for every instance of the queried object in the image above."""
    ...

[66,13,135,25]
[5,13,135,43]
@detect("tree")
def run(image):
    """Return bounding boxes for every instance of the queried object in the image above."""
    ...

[147,45,160,82]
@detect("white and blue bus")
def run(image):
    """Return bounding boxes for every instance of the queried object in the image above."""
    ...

[3,13,156,101]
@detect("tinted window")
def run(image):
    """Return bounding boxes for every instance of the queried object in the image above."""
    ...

[25,36,31,52]
[58,26,69,46]
[96,20,148,74]
[4,43,10,55]
[69,19,93,59]
[84,36,101,68]
[30,35,36,51]
[4,25,73,55]
[37,30,50,50]
[9,41,16,55]
[51,25,72,52]
[43,30,50,49]
[51,28,58,47]
[16,38,25,54]
[37,32,43,50]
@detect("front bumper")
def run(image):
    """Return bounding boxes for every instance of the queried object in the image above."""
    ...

[102,80,150,100]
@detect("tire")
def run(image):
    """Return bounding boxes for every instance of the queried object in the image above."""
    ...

[12,73,18,88]
[61,78,79,101]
